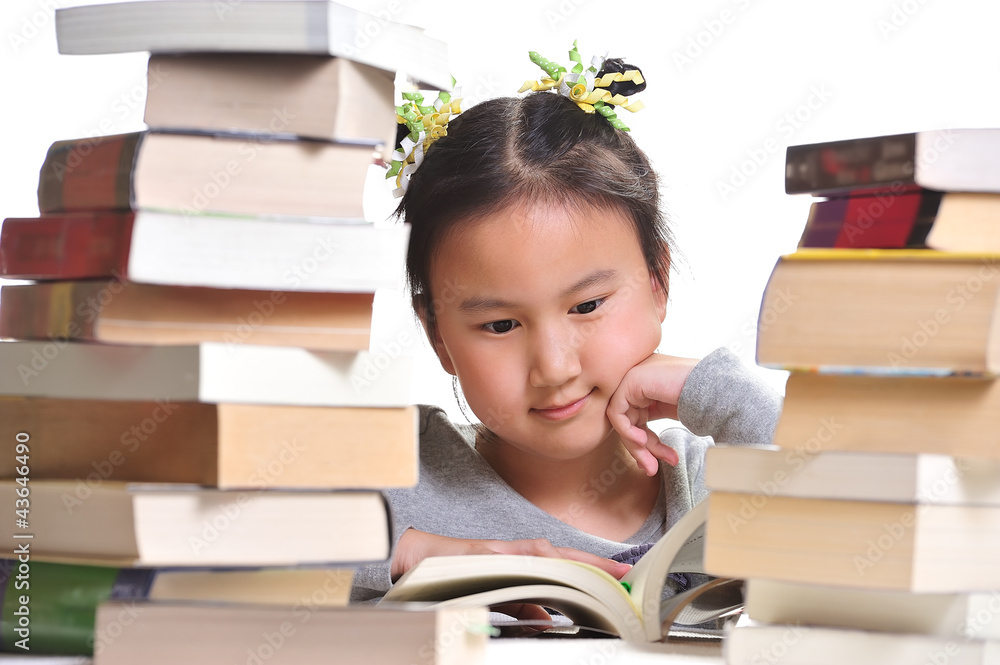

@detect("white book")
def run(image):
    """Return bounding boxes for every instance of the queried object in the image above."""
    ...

[0,210,410,293]
[127,210,409,292]
[705,445,1000,506]
[0,341,412,406]
[54,0,452,89]
[0,480,391,566]
[745,579,1000,640]
[725,622,1000,665]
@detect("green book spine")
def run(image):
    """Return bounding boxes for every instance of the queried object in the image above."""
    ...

[1,559,153,655]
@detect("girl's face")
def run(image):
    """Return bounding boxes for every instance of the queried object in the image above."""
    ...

[425,202,667,462]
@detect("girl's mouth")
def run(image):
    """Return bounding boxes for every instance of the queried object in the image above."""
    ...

[531,391,592,421]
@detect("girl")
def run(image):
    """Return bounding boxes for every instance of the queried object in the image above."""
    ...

[350,54,782,603]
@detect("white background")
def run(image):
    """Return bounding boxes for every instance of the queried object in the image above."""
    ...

[3,0,1000,419]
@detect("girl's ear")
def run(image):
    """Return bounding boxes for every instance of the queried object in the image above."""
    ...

[415,298,458,376]
[652,275,668,324]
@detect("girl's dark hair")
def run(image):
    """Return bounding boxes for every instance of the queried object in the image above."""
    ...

[397,89,673,337]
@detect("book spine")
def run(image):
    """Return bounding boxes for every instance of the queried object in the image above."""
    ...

[0,213,134,279]
[785,133,918,195]
[37,133,143,213]
[0,282,104,341]
[0,558,152,654]
[798,190,943,249]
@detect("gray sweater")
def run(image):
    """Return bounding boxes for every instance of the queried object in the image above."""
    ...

[350,348,782,602]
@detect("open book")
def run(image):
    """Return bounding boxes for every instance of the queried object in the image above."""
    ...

[379,499,743,641]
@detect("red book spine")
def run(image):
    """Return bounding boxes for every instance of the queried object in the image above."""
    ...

[0,212,135,280]
[798,190,942,249]
[36,132,142,213]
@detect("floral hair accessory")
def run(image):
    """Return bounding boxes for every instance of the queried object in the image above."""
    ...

[518,40,646,131]
[385,86,463,198]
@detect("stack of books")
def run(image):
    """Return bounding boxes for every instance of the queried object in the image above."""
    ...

[788,129,1000,252]
[701,130,1000,665]
[0,1,489,663]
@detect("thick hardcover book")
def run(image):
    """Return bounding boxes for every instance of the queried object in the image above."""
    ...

[785,129,1000,195]
[90,602,488,664]
[743,578,1000,639]
[0,211,409,292]
[705,492,1000,592]
[726,623,1000,665]
[36,131,375,219]
[0,559,353,655]
[0,341,412,407]
[0,281,375,350]
[755,250,1000,374]
[0,398,418,489]
[705,446,1000,504]
[54,0,452,89]
[0,481,392,567]
[769,372,1000,459]
[144,54,397,148]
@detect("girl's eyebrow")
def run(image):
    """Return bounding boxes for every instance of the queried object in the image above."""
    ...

[457,269,621,314]
[458,295,515,314]
[562,268,619,298]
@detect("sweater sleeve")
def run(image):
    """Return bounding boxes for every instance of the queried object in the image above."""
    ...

[675,347,783,446]
[348,526,408,604]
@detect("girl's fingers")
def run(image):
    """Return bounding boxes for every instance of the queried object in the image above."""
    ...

[643,428,679,467]
[618,427,660,476]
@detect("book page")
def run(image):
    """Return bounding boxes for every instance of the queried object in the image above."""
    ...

[621,499,710,641]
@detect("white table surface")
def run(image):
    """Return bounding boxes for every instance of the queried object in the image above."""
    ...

[485,637,725,664]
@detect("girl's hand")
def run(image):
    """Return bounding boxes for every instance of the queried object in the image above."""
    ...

[607,353,700,475]
[390,528,632,581]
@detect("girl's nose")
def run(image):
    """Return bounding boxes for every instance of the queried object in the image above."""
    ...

[528,326,582,388]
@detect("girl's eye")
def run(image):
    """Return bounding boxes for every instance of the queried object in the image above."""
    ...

[483,319,519,334]
[571,298,605,315]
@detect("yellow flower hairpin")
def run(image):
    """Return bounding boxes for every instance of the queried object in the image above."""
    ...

[386,86,463,198]
[518,40,646,131]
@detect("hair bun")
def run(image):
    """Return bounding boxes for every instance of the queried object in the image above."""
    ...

[597,58,646,97]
